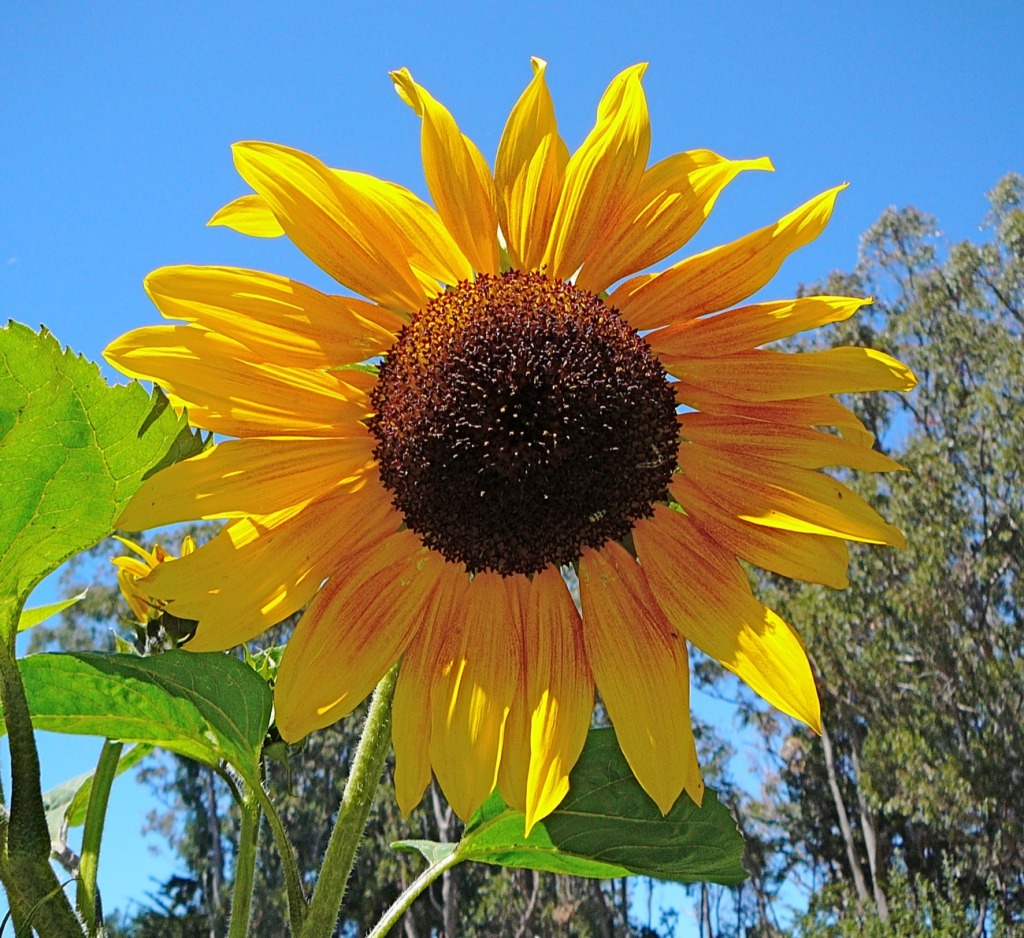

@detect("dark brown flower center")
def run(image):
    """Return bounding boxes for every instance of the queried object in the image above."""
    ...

[369,271,679,576]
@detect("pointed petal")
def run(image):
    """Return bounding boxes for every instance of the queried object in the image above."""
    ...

[429,571,520,820]
[611,186,845,330]
[104,325,371,437]
[392,564,470,815]
[673,386,877,449]
[673,445,906,546]
[232,142,428,311]
[147,472,401,650]
[670,347,917,401]
[635,506,821,730]
[673,478,850,588]
[523,566,593,834]
[678,413,903,472]
[495,58,569,271]
[208,193,284,237]
[648,295,869,360]
[576,151,773,293]
[390,68,499,274]
[145,266,403,369]
[543,64,651,281]
[496,575,532,815]
[117,431,375,529]
[274,529,444,741]
[579,543,703,813]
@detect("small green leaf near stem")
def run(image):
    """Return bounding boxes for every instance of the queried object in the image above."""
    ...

[76,738,123,935]
[299,662,400,938]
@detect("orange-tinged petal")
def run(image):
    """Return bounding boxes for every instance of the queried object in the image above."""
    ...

[392,564,470,815]
[208,193,284,237]
[274,529,443,741]
[390,68,500,274]
[678,413,903,472]
[673,478,850,588]
[429,571,520,820]
[145,266,403,368]
[104,325,371,437]
[673,445,906,546]
[117,431,375,530]
[147,473,400,650]
[497,575,532,816]
[524,566,593,834]
[635,505,821,730]
[673,386,877,449]
[576,151,773,293]
[495,58,569,271]
[543,64,651,281]
[232,141,429,311]
[612,186,845,330]
[647,295,869,360]
[579,543,703,813]
[672,347,917,401]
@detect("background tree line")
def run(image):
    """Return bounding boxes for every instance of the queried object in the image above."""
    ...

[39,173,1023,936]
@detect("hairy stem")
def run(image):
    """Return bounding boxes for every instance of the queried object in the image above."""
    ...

[250,774,307,935]
[367,848,462,938]
[299,662,399,938]
[226,792,261,938]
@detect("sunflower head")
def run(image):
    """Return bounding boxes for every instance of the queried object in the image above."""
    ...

[105,61,914,832]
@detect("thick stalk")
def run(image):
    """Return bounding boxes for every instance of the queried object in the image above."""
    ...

[367,849,462,938]
[299,662,399,938]
[226,794,261,938]
[76,739,123,934]
[0,635,83,936]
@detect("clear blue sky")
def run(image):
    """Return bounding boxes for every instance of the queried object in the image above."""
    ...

[2,0,1022,925]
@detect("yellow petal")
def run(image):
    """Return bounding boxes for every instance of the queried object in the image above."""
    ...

[496,575,532,816]
[678,413,903,472]
[429,571,520,820]
[648,295,869,360]
[274,529,443,741]
[578,543,703,813]
[576,151,773,293]
[611,186,845,330]
[207,193,284,237]
[392,564,470,815]
[635,506,821,730]
[543,64,651,281]
[145,265,403,369]
[495,58,569,271]
[673,347,918,401]
[147,473,400,650]
[673,385,877,449]
[232,141,428,311]
[104,325,371,437]
[523,566,593,834]
[672,477,850,588]
[330,169,473,288]
[117,431,375,530]
[673,445,906,546]
[390,68,499,274]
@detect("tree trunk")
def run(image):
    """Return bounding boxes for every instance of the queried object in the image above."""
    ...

[819,724,872,905]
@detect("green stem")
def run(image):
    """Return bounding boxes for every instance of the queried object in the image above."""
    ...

[0,634,83,936]
[250,776,307,935]
[299,662,399,938]
[226,794,261,938]
[76,739,123,935]
[366,848,462,938]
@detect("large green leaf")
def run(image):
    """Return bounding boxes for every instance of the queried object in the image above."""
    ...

[2,651,272,779]
[0,321,201,634]
[397,727,747,885]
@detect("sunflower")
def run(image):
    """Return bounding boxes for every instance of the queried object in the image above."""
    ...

[112,534,195,624]
[104,60,914,834]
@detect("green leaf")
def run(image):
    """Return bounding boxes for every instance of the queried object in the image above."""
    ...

[43,743,152,849]
[17,591,88,632]
[412,728,747,885]
[2,651,272,778]
[0,322,202,635]
[393,840,459,866]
